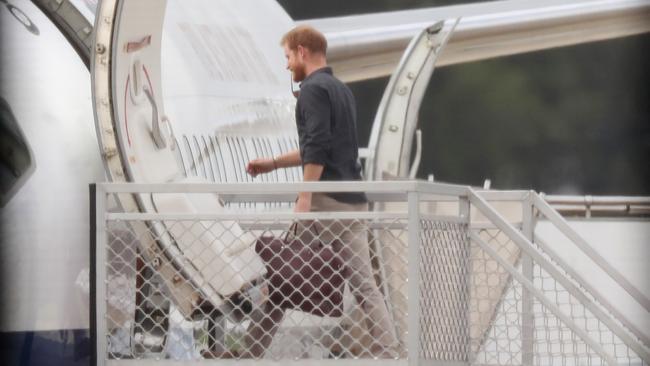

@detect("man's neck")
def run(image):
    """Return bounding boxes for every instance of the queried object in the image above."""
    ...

[304,60,328,78]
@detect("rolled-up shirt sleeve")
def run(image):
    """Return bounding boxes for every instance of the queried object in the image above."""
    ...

[299,84,331,166]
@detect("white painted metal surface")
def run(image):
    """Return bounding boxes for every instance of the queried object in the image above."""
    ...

[302,0,650,82]
[92,0,302,318]
[534,195,650,312]
[365,20,458,181]
[0,0,103,332]
[535,221,650,345]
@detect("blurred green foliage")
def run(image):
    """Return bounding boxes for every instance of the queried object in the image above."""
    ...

[278,0,649,195]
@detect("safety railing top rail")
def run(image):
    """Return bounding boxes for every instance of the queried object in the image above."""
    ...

[543,194,650,217]
[100,183,650,218]
[97,180,470,196]
[543,195,650,205]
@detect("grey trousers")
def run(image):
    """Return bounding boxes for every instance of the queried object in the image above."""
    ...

[243,193,397,357]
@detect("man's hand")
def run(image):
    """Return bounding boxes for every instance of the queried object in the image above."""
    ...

[246,158,275,177]
[294,192,312,212]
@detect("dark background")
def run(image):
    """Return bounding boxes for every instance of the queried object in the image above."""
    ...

[278,0,650,195]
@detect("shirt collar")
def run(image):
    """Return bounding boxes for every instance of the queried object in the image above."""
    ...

[302,66,332,84]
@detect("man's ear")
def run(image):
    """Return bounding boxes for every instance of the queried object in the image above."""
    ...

[297,45,306,59]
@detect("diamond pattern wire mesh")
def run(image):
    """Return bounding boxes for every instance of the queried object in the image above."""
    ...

[469,228,523,366]
[419,219,470,361]
[533,263,644,366]
[470,228,647,366]
[98,192,647,365]
[102,215,423,361]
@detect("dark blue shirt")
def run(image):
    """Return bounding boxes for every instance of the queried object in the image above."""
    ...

[296,67,367,204]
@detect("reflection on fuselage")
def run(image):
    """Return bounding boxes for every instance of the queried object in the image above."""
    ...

[0,0,101,364]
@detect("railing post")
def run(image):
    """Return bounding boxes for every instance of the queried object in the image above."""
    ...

[408,190,421,366]
[521,192,535,365]
[459,194,471,363]
[95,184,108,366]
[89,184,97,366]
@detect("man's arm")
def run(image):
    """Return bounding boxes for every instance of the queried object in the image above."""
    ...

[294,84,331,212]
[274,149,301,169]
[246,149,301,177]
[294,163,324,212]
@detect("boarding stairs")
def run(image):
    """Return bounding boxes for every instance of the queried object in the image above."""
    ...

[92,181,649,366]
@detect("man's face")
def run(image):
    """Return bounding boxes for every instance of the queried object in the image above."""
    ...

[284,44,306,82]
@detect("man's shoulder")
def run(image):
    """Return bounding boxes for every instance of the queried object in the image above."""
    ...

[299,82,328,99]
[305,69,342,87]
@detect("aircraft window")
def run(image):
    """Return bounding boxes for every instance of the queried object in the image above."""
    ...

[0,97,34,207]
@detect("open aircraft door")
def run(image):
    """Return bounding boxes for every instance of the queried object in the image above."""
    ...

[90,0,299,353]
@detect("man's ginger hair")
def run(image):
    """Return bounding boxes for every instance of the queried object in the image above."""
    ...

[281,25,327,56]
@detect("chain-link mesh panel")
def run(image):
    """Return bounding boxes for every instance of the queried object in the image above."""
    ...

[533,262,645,366]
[98,188,648,365]
[469,228,523,365]
[419,219,470,361]
[470,228,648,366]
[102,215,434,362]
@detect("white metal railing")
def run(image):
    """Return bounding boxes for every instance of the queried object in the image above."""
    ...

[543,195,650,217]
[92,181,649,366]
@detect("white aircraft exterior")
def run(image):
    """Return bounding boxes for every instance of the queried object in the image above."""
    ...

[1,0,648,365]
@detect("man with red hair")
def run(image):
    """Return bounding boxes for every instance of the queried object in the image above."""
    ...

[243,25,398,358]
